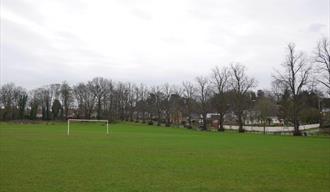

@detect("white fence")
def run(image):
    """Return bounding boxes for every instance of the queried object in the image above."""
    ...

[223,124,320,132]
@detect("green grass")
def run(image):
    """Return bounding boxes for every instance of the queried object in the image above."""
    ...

[0,122,329,192]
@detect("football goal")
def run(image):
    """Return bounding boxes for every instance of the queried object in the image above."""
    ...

[67,119,109,136]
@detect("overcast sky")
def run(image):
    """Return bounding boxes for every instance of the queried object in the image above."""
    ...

[0,0,329,90]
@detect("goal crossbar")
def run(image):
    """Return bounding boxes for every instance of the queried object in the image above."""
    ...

[67,119,109,136]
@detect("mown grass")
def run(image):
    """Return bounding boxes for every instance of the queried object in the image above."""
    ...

[0,122,329,192]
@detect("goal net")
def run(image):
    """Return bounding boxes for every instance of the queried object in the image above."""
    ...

[67,119,109,136]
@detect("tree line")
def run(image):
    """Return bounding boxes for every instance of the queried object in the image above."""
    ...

[1,38,329,135]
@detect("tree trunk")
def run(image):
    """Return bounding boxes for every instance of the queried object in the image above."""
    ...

[97,99,101,120]
[165,112,170,127]
[64,101,68,119]
[238,113,244,133]
[46,103,50,120]
[157,110,161,126]
[293,99,301,136]
[218,113,225,132]
[293,119,301,136]
[201,113,207,131]
[129,110,133,121]
[187,115,192,129]
[135,112,139,123]
[142,111,146,123]
[263,121,266,135]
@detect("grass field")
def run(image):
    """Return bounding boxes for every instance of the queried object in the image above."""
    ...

[0,122,330,192]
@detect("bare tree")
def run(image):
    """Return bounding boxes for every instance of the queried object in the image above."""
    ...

[254,96,277,134]
[40,84,60,120]
[314,38,330,95]
[182,81,195,128]
[16,87,28,119]
[73,83,96,119]
[133,86,140,122]
[195,76,211,130]
[0,83,27,120]
[122,83,131,121]
[49,84,61,101]
[145,90,155,125]
[73,83,84,118]
[162,83,174,127]
[150,86,163,126]
[229,63,257,132]
[39,87,51,120]
[60,81,73,119]
[210,66,230,131]
[170,86,184,127]
[88,77,108,119]
[103,80,114,121]
[132,84,148,123]
[52,99,62,120]
[0,83,15,120]
[273,43,311,136]
[115,82,127,120]
[271,80,283,102]
[140,84,149,123]
[126,83,136,121]
[28,89,41,120]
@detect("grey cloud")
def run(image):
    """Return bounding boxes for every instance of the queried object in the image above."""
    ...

[130,8,152,20]
[2,0,45,25]
[308,23,326,33]
[187,9,214,20]
[161,36,185,44]
[1,0,329,90]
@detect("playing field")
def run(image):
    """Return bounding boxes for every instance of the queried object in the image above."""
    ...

[0,122,329,192]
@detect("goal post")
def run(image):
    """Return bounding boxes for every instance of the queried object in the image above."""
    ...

[67,119,109,136]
